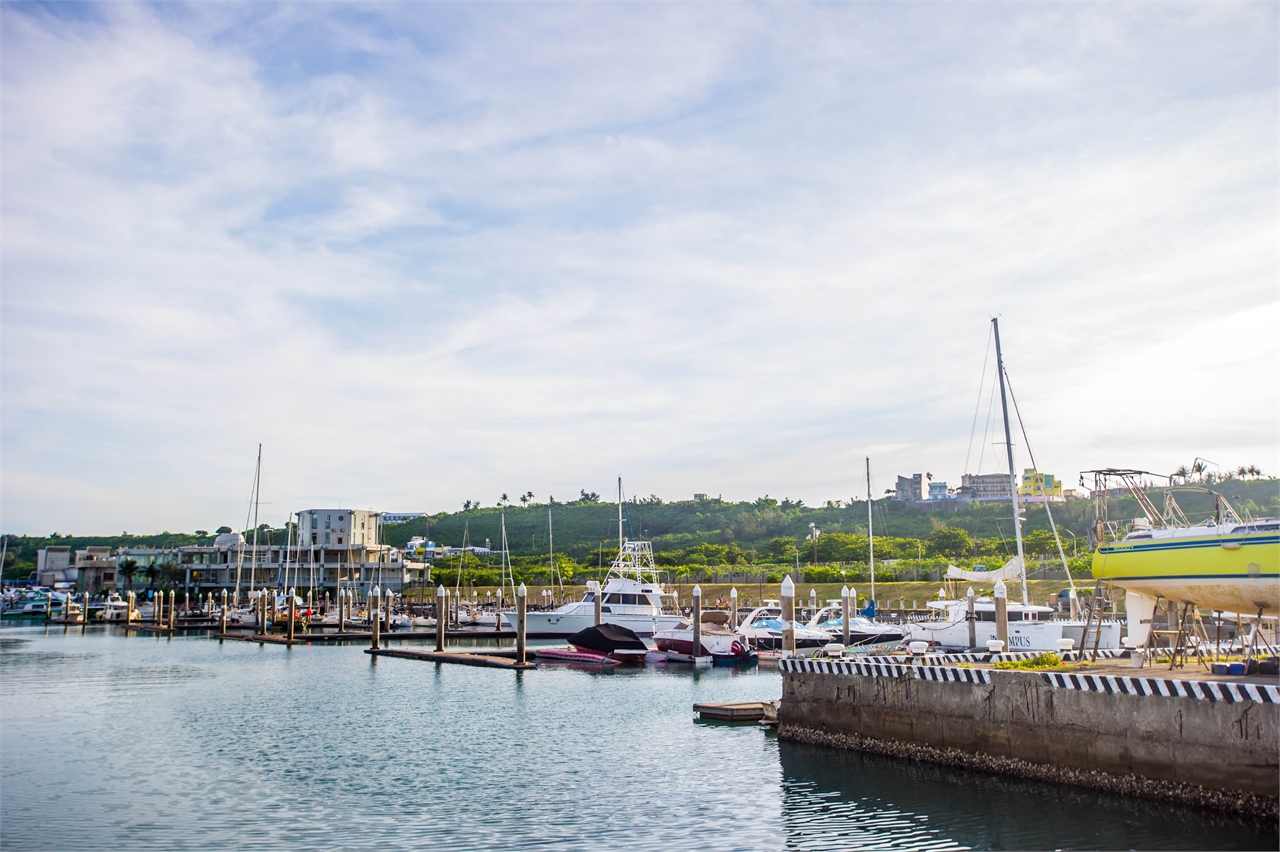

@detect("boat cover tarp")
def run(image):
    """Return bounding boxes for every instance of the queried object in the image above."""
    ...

[568,623,648,655]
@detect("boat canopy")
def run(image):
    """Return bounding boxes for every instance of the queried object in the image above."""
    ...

[567,624,648,656]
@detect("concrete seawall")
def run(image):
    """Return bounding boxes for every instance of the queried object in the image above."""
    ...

[779,659,1279,801]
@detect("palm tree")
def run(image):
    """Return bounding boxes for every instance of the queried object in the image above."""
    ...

[118,558,138,591]
[1172,465,1190,484]
[500,493,509,506]
[1190,460,1207,482]
[1247,464,1263,478]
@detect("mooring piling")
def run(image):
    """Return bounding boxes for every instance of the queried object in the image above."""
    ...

[219,589,228,637]
[516,583,527,666]
[435,586,447,653]
[967,586,977,650]
[593,582,602,626]
[692,585,703,656]
[370,587,381,651]
[729,587,739,628]
[994,579,1009,648]
[841,585,851,647]
[81,591,90,632]
[287,587,296,643]
[781,575,796,656]
[168,591,176,631]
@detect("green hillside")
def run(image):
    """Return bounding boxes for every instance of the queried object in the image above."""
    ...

[6,478,1275,584]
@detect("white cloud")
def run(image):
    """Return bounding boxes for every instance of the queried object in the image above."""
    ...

[2,2,1275,534]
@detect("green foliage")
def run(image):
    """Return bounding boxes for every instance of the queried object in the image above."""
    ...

[927,527,974,558]
[993,652,1062,670]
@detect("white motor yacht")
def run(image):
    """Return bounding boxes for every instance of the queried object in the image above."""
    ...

[806,602,905,649]
[904,595,1067,651]
[736,601,832,651]
[502,542,684,637]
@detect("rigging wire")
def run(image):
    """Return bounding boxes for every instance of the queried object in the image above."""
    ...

[963,325,995,476]
[976,373,999,475]
[1003,372,1077,593]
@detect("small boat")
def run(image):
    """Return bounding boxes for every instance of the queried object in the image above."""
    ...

[654,611,757,665]
[564,623,650,665]
[806,602,906,649]
[735,602,832,651]
[99,594,137,623]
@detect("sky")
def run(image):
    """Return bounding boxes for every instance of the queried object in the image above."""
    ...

[2,1,1277,536]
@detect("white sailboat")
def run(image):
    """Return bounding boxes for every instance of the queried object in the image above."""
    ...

[905,319,1067,652]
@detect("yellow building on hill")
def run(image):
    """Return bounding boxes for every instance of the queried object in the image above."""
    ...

[1019,468,1064,502]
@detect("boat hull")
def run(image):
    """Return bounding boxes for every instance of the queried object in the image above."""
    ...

[1092,531,1280,616]
[503,610,684,637]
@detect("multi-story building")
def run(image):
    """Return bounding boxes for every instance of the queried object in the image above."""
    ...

[36,546,117,591]
[383,512,426,525]
[928,481,951,501]
[957,473,1012,502]
[115,509,410,596]
[895,474,924,502]
[1019,469,1065,503]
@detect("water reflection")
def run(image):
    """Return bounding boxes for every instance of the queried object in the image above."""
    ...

[779,742,1278,851]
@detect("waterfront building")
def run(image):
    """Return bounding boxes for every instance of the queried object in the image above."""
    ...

[36,546,118,591]
[894,474,924,501]
[927,480,951,501]
[114,509,411,596]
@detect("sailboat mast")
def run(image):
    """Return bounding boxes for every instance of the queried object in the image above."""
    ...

[249,444,261,596]
[866,456,875,617]
[992,318,1028,606]
[617,477,624,553]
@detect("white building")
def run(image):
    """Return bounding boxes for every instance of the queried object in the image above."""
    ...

[115,508,414,595]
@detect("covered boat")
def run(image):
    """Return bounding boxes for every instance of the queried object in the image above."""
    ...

[566,623,650,665]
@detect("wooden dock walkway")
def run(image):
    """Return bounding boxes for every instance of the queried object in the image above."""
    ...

[365,648,536,670]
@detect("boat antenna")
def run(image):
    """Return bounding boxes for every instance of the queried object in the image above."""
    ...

[991,318,1028,606]
[866,456,875,619]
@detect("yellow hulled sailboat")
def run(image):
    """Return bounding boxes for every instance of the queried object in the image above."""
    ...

[1088,471,1279,645]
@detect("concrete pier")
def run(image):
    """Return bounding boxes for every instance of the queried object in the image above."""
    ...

[778,656,1279,810]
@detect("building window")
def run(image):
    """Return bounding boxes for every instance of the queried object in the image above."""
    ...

[325,532,331,545]
[337,537,343,545]
[311,533,317,545]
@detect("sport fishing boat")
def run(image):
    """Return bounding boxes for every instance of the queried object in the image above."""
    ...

[735,602,832,651]
[806,602,906,649]
[504,553,684,637]
[1086,471,1280,646]
[503,480,684,638]
[654,610,757,664]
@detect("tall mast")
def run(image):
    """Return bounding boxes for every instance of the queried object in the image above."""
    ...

[249,444,261,596]
[617,477,624,553]
[866,456,875,618]
[992,318,1028,606]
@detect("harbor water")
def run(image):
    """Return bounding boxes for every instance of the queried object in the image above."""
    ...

[1,625,1275,851]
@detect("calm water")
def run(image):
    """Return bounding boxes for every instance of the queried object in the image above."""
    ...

[1,624,1275,851]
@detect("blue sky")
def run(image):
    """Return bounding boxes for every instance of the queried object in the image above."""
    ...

[2,2,1276,535]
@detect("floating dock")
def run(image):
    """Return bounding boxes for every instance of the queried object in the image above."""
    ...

[694,701,773,721]
[364,648,536,670]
